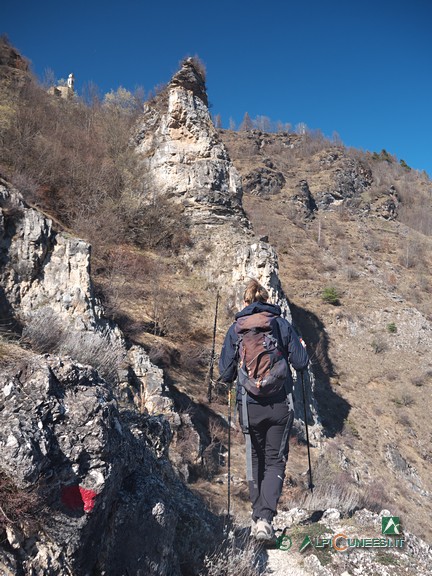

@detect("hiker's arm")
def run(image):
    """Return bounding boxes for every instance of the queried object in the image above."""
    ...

[218,323,238,383]
[279,320,309,371]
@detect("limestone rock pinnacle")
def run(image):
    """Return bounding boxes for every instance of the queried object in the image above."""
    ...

[169,57,208,106]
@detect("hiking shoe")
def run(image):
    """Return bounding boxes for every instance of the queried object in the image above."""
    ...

[255,518,275,541]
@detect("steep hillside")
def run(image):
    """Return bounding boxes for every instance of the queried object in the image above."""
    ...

[221,128,432,540]
[0,37,431,574]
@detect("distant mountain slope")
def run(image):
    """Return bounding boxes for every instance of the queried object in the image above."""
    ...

[221,128,432,541]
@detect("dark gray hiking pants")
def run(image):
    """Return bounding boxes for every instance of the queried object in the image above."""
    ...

[239,400,294,523]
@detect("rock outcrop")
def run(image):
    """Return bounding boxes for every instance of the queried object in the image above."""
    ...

[0,353,218,575]
[133,58,290,310]
[315,151,373,209]
[243,165,286,196]
[133,58,321,435]
[0,178,173,417]
[293,179,318,219]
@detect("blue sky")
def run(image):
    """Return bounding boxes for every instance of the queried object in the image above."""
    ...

[3,0,432,176]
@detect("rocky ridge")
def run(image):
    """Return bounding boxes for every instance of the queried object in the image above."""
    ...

[132,58,322,438]
[0,179,219,573]
[0,178,171,416]
[133,59,289,311]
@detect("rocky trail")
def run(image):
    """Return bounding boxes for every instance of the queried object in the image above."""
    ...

[242,509,432,576]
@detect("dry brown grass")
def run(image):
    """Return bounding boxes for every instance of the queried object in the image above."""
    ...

[22,308,125,385]
[200,527,264,576]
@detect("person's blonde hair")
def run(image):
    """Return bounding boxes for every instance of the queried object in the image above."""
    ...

[243,279,269,305]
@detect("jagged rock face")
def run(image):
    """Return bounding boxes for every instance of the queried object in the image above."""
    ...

[133,60,293,313]
[0,354,219,575]
[134,59,246,230]
[126,344,174,416]
[0,180,103,331]
[316,151,373,209]
[0,179,173,418]
[133,60,321,434]
[243,166,286,196]
[293,179,318,219]
[233,241,292,321]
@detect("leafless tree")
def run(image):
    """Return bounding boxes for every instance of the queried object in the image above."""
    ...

[213,113,222,129]
[239,111,254,131]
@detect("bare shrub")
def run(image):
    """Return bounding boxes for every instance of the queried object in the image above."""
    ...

[399,203,432,236]
[0,74,177,264]
[342,418,360,440]
[298,471,361,514]
[345,266,359,281]
[397,412,412,428]
[0,472,41,531]
[371,337,387,354]
[147,285,191,337]
[181,345,211,374]
[21,307,65,353]
[201,417,228,479]
[296,130,332,158]
[287,442,389,514]
[383,271,397,289]
[121,194,192,253]
[201,532,263,576]
[93,247,151,316]
[358,480,391,512]
[22,307,124,385]
[411,375,426,387]
[364,236,381,252]
[400,394,415,407]
[392,394,415,408]
[60,330,124,385]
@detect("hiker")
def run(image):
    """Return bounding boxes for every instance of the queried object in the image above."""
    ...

[219,279,309,541]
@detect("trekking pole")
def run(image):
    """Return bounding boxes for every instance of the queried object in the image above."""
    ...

[223,384,232,537]
[227,384,232,520]
[300,369,314,494]
[207,290,220,403]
